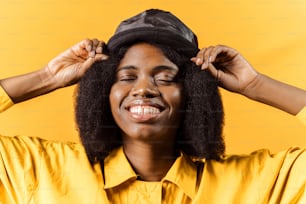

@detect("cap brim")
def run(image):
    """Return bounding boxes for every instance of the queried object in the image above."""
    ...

[107,27,199,58]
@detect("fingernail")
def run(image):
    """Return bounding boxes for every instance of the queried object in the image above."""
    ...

[102,55,109,60]
[204,59,208,66]
[96,47,102,52]
[201,64,207,70]
[196,58,202,65]
[89,51,95,57]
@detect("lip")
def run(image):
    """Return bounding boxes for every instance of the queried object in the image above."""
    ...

[126,99,165,110]
[124,99,166,122]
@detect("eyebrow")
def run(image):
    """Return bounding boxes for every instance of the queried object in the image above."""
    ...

[116,66,137,73]
[116,65,178,73]
[153,65,178,72]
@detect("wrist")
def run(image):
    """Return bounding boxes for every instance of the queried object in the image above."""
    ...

[241,73,264,100]
[0,67,60,103]
[41,65,61,90]
[240,73,306,115]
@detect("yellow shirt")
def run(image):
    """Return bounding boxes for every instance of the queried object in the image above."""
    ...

[0,86,305,204]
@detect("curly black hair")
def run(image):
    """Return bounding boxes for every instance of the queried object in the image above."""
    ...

[76,41,224,163]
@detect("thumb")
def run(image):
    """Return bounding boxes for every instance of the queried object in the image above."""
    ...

[82,57,95,72]
[206,63,220,80]
[80,54,109,75]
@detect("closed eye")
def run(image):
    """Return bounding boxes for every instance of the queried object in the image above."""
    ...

[155,77,176,85]
[118,76,137,82]
[116,66,137,83]
[154,66,178,85]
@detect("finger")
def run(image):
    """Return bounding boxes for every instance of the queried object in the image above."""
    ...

[96,41,106,54]
[69,39,90,58]
[87,39,98,58]
[191,48,206,65]
[81,53,109,73]
[92,39,99,48]
[206,63,218,78]
[89,39,100,56]
[208,46,225,63]
[80,57,96,75]
[190,57,197,63]
[94,53,109,61]
[211,45,239,63]
[200,46,215,70]
[83,39,93,53]
[79,39,98,58]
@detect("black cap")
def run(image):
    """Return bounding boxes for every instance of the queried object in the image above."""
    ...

[107,9,199,58]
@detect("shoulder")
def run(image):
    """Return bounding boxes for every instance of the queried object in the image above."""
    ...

[191,148,305,177]
[0,135,88,169]
[193,148,306,202]
[206,148,305,169]
[0,134,84,153]
[198,148,306,185]
[0,135,104,202]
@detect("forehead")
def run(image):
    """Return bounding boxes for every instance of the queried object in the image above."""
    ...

[117,43,178,71]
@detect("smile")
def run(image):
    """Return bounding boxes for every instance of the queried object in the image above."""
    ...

[129,105,161,115]
[126,102,165,122]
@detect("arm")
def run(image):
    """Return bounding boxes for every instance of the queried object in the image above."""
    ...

[0,39,108,103]
[191,45,306,115]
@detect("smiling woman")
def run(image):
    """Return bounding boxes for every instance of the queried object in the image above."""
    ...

[76,40,224,167]
[111,44,182,140]
[0,9,305,204]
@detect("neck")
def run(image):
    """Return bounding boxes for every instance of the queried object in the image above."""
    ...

[123,139,178,181]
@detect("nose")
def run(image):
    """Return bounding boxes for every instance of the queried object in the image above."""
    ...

[131,78,160,98]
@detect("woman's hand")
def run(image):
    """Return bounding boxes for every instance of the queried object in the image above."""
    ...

[191,45,306,115]
[0,39,108,103]
[191,45,258,96]
[46,39,108,88]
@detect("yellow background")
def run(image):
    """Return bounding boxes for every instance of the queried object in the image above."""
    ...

[0,0,305,155]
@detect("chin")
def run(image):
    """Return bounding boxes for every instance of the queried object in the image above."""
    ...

[121,124,177,143]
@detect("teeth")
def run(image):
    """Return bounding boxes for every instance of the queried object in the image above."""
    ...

[129,106,160,115]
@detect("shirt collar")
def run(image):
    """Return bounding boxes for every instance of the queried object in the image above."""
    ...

[162,151,198,199]
[103,147,137,189]
[103,147,199,199]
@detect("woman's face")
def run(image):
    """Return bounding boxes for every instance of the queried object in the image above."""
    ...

[109,43,183,143]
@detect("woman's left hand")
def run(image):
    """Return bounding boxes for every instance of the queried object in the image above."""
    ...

[191,45,258,95]
[191,45,306,115]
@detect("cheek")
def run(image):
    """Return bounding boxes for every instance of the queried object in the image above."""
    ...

[109,85,124,114]
[109,84,131,122]
[162,86,183,112]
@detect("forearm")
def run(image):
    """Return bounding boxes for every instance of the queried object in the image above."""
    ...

[0,39,105,104]
[0,67,58,103]
[243,74,306,115]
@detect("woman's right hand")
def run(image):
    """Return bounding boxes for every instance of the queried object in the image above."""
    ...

[46,39,108,88]
[0,39,108,103]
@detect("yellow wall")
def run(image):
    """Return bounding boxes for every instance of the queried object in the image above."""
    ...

[0,0,305,155]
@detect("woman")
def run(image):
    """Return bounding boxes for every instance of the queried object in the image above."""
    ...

[0,9,305,203]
